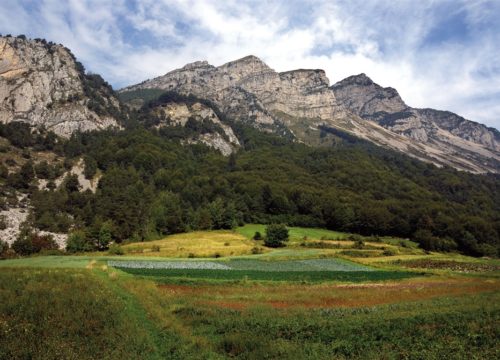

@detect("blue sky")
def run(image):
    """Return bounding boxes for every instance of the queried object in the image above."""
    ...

[1,0,499,129]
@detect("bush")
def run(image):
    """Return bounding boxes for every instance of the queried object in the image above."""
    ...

[84,156,98,179]
[354,239,365,249]
[66,231,94,253]
[96,221,113,250]
[108,244,124,255]
[382,248,397,256]
[12,237,34,255]
[31,234,57,253]
[251,246,263,254]
[10,229,55,256]
[0,215,7,230]
[12,230,58,256]
[264,224,289,248]
[0,240,9,257]
[253,231,263,240]
[474,243,498,258]
[413,230,458,252]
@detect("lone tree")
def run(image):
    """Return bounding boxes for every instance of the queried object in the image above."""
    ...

[253,231,263,240]
[264,224,289,248]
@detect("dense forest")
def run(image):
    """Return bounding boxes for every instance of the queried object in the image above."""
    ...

[1,108,498,257]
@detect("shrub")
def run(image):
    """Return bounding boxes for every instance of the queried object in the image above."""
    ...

[84,156,98,179]
[96,221,113,250]
[12,237,34,256]
[0,240,9,257]
[253,231,263,240]
[348,234,363,242]
[382,248,397,256]
[66,231,94,253]
[354,239,365,249]
[474,243,498,258]
[399,240,409,248]
[0,215,7,230]
[31,234,57,253]
[10,228,55,256]
[108,244,124,255]
[264,224,289,248]
[251,246,263,254]
[413,230,458,252]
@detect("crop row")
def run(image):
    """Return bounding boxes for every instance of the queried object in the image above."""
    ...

[116,268,421,282]
[107,260,231,270]
[108,258,373,272]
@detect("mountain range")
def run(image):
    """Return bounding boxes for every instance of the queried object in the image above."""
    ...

[120,55,499,173]
[1,35,498,173]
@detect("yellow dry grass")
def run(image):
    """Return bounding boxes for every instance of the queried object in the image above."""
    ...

[122,230,262,258]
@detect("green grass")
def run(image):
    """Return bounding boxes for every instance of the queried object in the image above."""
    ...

[236,224,351,241]
[0,253,498,359]
[0,255,96,268]
[175,292,500,359]
[0,268,158,359]
[118,268,421,282]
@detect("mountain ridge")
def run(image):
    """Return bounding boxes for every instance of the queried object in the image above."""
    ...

[0,35,498,173]
[121,54,499,173]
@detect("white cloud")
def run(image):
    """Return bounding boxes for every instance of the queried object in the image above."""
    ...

[0,0,498,128]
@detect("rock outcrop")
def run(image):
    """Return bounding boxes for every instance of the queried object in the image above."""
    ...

[0,36,120,137]
[121,55,349,134]
[152,101,240,155]
[332,74,500,172]
[122,55,499,173]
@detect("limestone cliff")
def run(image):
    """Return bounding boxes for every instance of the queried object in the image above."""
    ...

[0,36,121,137]
[151,101,240,155]
[121,55,349,134]
[332,74,500,172]
[122,55,499,173]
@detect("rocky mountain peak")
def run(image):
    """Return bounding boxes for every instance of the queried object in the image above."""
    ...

[337,73,374,86]
[332,73,407,116]
[0,35,121,137]
[121,55,499,173]
[217,55,273,81]
[331,73,500,171]
[181,60,213,70]
[279,69,330,89]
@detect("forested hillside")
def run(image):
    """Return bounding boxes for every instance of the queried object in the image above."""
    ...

[1,113,498,257]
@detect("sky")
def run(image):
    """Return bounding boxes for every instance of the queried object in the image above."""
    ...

[1,0,499,129]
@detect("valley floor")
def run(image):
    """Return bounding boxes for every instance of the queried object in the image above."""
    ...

[0,229,499,359]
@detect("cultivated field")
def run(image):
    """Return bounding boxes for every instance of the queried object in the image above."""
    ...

[121,230,258,258]
[1,226,499,359]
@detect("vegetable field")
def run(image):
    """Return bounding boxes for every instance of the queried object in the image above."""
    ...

[109,258,421,282]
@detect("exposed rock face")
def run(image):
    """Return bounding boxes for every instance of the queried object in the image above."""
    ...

[0,36,120,137]
[122,55,499,173]
[121,55,349,134]
[331,74,407,120]
[152,101,240,155]
[332,74,500,172]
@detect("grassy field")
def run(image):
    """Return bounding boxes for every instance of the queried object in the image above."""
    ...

[122,230,259,258]
[1,226,499,359]
[236,224,352,241]
[0,268,163,359]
